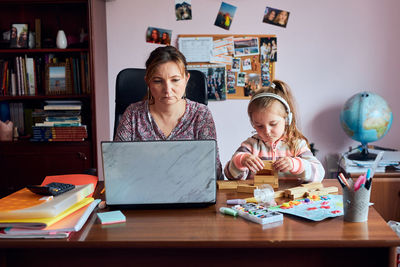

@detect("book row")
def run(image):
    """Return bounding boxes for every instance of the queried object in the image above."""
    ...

[0,53,90,97]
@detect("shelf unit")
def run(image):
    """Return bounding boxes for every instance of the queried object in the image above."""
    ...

[0,0,107,197]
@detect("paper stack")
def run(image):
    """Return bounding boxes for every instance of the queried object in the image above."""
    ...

[0,174,99,239]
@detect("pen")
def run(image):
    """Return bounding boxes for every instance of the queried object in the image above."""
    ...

[227,199,246,205]
[336,174,346,188]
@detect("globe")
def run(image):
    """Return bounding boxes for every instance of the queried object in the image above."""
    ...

[340,91,393,160]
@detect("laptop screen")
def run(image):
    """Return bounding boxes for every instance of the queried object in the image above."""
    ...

[101,140,217,208]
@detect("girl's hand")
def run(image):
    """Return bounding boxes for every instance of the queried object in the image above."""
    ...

[241,154,264,173]
[273,157,294,172]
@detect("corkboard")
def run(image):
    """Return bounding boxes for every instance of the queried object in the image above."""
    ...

[178,34,276,99]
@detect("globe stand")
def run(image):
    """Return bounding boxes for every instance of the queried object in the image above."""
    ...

[348,145,376,161]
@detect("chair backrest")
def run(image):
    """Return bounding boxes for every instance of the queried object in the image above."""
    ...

[114,68,208,138]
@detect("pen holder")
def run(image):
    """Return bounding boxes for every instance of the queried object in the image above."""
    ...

[342,186,371,222]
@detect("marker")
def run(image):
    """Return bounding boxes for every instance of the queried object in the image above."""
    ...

[354,174,366,191]
[220,207,238,217]
[227,199,246,205]
[338,173,350,188]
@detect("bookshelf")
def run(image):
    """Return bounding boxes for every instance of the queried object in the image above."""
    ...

[0,0,107,197]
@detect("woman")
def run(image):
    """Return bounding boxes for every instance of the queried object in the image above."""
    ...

[115,46,223,179]
[148,29,160,44]
[274,11,289,27]
[161,32,170,45]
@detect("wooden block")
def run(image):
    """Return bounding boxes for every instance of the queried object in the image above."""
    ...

[244,197,258,203]
[262,160,274,170]
[217,181,238,190]
[323,186,339,194]
[254,175,276,183]
[289,191,307,200]
[237,184,256,193]
[274,190,285,199]
[301,182,323,190]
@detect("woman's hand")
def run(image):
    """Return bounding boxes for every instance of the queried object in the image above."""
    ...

[273,157,294,172]
[241,154,264,173]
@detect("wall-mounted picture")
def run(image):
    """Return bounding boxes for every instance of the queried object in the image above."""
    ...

[260,37,277,62]
[10,23,29,48]
[227,70,236,94]
[242,58,252,71]
[46,63,67,95]
[233,37,259,57]
[188,65,226,101]
[214,2,237,30]
[262,7,290,28]
[146,27,172,45]
[175,0,192,21]
[231,58,241,72]
[237,72,246,87]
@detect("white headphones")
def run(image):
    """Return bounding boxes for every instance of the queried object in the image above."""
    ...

[250,93,293,125]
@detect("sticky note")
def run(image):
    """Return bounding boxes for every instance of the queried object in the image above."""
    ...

[97,210,126,225]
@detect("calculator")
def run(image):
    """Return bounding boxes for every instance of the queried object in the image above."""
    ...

[27,182,75,196]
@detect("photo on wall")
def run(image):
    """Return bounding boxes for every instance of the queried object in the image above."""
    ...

[175,0,192,21]
[188,65,227,101]
[260,37,277,62]
[262,7,290,28]
[146,27,172,45]
[233,37,259,57]
[214,2,237,30]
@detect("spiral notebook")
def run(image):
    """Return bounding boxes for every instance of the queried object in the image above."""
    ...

[101,140,217,208]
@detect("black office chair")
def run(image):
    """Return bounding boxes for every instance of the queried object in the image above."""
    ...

[113,68,208,138]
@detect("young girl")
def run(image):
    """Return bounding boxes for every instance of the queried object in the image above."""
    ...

[224,80,325,182]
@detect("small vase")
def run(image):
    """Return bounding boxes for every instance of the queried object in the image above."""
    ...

[56,30,67,49]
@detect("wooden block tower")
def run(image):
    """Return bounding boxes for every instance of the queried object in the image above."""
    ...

[254,160,279,189]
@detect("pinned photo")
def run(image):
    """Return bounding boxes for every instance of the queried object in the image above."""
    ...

[260,37,277,62]
[262,7,290,28]
[188,65,226,101]
[214,2,237,30]
[237,72,246,87]
[231,58,241,72]
[175,0,192,21]
[242,58,252,71]
[146,27,172,45]
[233,37,259,57]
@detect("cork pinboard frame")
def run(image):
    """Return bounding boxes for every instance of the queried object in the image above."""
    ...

[177,34,276,99]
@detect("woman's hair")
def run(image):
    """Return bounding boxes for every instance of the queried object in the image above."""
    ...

[144,46,188,103]
[247,80,309,154]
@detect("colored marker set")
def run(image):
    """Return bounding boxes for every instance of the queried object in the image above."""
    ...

[231,203,283,225]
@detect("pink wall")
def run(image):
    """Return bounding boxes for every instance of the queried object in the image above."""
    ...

[104,0,400,178]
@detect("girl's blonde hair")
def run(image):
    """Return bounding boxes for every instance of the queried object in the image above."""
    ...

[247,80,309,154]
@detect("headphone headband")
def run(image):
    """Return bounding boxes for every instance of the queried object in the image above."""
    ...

[250,93,293,125]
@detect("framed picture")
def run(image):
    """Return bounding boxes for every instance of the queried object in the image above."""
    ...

[10,23,29,48]
[45,63,70,95]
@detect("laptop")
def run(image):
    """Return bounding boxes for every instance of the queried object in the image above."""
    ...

[101,140,217,208]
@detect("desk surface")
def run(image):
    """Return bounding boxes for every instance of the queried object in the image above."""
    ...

[2,179,398,247]
[1,179,400,267]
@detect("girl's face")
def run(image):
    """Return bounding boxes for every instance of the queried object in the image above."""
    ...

[278,11,288,24]
[151,30,159,40]
[251,101,286,144]
[148,61,189,105]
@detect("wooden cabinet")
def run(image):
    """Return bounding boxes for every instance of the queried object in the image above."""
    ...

[0,0,107,197]
[370,177,400,222]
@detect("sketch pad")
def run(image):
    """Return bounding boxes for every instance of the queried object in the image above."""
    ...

[101,140,217,208]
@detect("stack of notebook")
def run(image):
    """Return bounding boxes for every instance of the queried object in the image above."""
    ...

[0,174,99,239]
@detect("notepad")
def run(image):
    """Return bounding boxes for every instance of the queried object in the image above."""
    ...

[97,210,126,225]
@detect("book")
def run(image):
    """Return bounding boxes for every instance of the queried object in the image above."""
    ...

[0,197,94,229]
[97,210,126,225]
[3,199,100,235]
[41,174,98,198]
[0,231,70,239]
[0,183,94,220]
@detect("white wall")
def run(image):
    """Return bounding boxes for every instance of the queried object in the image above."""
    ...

[103,0,400,178]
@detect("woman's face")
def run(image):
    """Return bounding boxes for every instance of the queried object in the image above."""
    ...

[268,11,276,21]
[278,11,288,24]
[151,30,159,40]
[148,61,189,105]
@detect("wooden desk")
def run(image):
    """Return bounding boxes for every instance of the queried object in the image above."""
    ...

[1,180,399,267]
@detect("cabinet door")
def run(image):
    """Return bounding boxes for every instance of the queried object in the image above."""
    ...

[370,178,400,222]
[0,142,92,196]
